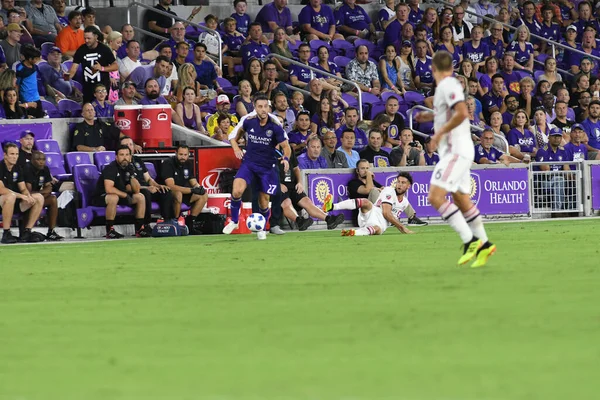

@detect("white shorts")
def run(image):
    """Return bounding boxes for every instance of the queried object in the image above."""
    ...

[430,154,472,194]
[358,206,388,234]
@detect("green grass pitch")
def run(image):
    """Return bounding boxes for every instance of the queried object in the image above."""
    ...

[1,220,599,400]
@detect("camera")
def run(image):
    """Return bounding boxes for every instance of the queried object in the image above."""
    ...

[409,141,419,147]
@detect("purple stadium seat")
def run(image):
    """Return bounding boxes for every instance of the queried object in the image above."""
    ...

[333,56,352,71]
[332,39,353,57]
[73,164,133,229]
[403,91,425,106]
[36,139,61,154]
[93,151,116,170]
[288,41,301,53]
[217,77,238,95]
[145,162,157,180]
[534,70,544,81]
[57,99,82,118]
[369,101,386,119]
[310,56,319,64]
[514,70,531,80]
[71,80,83,92]
[65,152,92,173]
[381,92,401,103]
[341,92,359,108]
[44,152,71,180]
[40,100,62,118]
[61,60,72,72]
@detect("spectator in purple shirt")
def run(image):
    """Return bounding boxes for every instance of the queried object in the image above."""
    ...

[539,5,560,54]
[335,0,376,40]
[231,0,251,37]
[407,0,423,25]
[564,123,589,161]
[482,22,504,60]
[128,55,169,98]
[462,25,489,71]
[139,78,185,127]
[221,17,245,81]
[508,25,535,72]
[573,1,600,42]
[240,23,269,67]
[475,129,518,164]
[297,136,329,169]
[482,73,508,121]
[535,127,573,210]
[289,43,314,90]
[254,0,298,41]
[568,31,600,75]
[298,0,343,42]
[514,1,541,49]
[383,3,410,48]
[91,83,114,119]
[507,109,537,161]
[501,52,521,95]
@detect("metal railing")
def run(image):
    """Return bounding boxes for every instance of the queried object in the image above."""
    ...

[407,105,510,152]
[529,161,583,214]
[267,53,364,120]
[126,1,223,70]
[436,0,600,69]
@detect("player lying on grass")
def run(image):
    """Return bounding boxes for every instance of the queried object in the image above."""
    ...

[322,171,415,236]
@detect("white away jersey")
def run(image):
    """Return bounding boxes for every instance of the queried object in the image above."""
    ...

[433,76,474,160]
[374,187,409,220]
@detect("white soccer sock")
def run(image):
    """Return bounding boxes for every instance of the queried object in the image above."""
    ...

[463,206,488,243]
[437,201,473,243]
[354,226,377,236]
[333,198,364,210]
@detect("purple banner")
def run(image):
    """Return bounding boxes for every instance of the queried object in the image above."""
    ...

[308,167,530,218]
[0,122,53,145]
[590,165,600,210]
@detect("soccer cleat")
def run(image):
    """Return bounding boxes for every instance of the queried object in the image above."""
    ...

[407,215,428,226]
[340,229,355,236]
[296,216,314,231]
[106,228,124,239]
[1,230,17,244]
[269,225,286,235]
[471,242,497,268]
[257,231,267,240]
[458,238,482,265]
[136,226,152,238]
[46,230,64,241]
[326,214,345,230]
[222,221,238,234]
[321,194,334,212]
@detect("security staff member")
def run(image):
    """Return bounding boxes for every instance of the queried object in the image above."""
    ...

[92,145,149,239]
[0,143,45,244]
[120,136,175,226]
[23,151,64,241]
[160,144,208,233]
[71,103,107,152]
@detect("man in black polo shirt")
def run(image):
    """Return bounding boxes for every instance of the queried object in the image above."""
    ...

[71,103,107,152]
[0,143,45,244]
[120,136,175,226]
[161,144,208,234]
[23,151,63,241]
[92,145,149,239]
[17,130,35,168]
[359,130,391,167]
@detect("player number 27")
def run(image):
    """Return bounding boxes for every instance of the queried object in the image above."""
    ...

[266,185,277,194]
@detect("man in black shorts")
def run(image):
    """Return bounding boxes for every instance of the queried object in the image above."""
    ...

[120,136,175,226]
[91,145,149,239]
[277,147,344,232]
[160,145,208,234]
[23,151,63,241]
[0,143,45,244]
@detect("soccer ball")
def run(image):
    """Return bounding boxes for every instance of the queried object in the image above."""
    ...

[246,213,266,232]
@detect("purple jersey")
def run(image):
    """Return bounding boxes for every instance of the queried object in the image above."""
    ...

[58,15,68,27]
[310,61,340,79]
[581,118,600,149]
[482,92,504,115]
[335,125,368,151]
[335,4,371,31]
[474,144,504,163]
[564,142,588,162]
[255,3,293,33]
[414,56,433,84]
[222,32,244,53]
[435,43,461,68]
[568,48,600,75]
[502,111,515,126]
[287,130,311,153]
[241,41,269,67]
[479,73,492,93]
[383,20,402,47]
[507,41,534,66]
[539,22,560,43]
[462,41,490,64]
[507,128,536,153]
[162,38,195,63]
[92,100,114,119]
[424,152,439,166]
[482,36,503,59]
[515,18,541,44]
[536,145,572,170]
[231,13,250,36]
[289,63,314,84]
[502,71,521,95]
[408,8,423,25]
[242,116,288,168]
[311,113,336,137]
[298,4,335,35]
[297,153,329,169]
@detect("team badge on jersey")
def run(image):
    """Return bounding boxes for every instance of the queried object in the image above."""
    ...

[12,172,18,182]
[265,129,273,137]
[183,169,190,179]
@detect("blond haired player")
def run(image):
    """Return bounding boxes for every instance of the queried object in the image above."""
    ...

[415,51,496,268]
[321,171,414,236]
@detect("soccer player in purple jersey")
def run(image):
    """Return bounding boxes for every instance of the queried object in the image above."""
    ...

[223,94,292,239]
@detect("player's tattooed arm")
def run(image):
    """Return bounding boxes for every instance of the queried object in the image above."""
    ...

[381,203,413,234]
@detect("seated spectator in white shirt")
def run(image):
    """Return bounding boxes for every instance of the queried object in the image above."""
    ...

[117,39,142,82]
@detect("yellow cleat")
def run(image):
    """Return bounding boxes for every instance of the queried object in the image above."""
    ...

[471,243,497,268]
[322,193,334,212]
[341,229,355,236]
[458,239,482,265]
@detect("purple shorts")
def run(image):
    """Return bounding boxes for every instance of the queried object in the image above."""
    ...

[235,162,279,196]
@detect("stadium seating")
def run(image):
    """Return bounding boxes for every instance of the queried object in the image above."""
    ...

[44,152,71,181]
[36,139,61,154]
[40,100,62,118]
[145,162,158,180]
[65,152,92,173]
[57,99,82,118]
[93,151,116,170]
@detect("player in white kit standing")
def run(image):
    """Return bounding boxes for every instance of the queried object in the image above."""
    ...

[415,51,496,267]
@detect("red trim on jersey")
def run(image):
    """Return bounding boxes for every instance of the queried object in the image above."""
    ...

[441,154,459,182]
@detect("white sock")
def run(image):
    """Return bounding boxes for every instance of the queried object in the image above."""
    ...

[463,206,488,243]
[333,198,365,210]
[354,226,377,236]
[437,201,473,243]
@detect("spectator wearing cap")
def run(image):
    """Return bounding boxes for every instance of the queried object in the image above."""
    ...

[474,128,518,165]
[207,95,238,137]
[383,4,409,48]
[297,136,329,169]
[0,22,20,67]
[17,130,35,168]
[55,10,83,58]
[128,55,169,98]
[569,32,600,76]
[581,100,600,158]
[25,0,61,46]
[0,142,45,244]
[359,129,390,167]
[114,81,138,106]
[39,46,81,102]
[565,123,593,161]
[240,23,269,68]
[320,130,348,168]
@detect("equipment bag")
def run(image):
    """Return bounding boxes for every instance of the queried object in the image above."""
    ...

[152,222,189,237]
